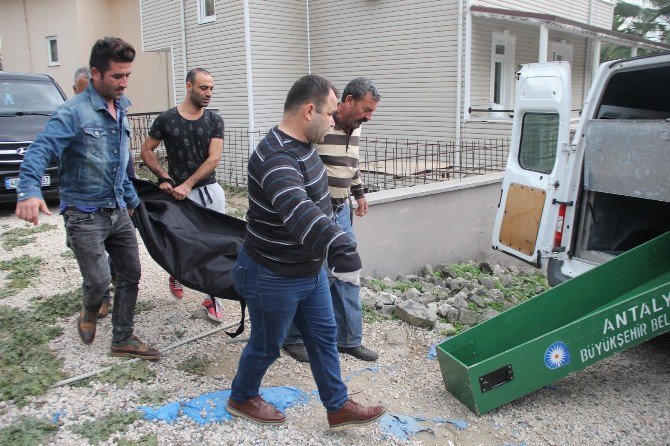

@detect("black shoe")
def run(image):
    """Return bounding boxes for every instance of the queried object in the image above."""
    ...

[282,343,309,363]
[338,345,379,361]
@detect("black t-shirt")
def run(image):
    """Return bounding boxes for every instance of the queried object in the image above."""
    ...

[148,107,225,187]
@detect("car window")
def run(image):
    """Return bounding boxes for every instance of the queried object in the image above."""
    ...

[518,113,559,174]
[0,80,64,114]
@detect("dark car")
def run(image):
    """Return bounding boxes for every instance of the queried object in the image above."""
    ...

[0,72,67,203]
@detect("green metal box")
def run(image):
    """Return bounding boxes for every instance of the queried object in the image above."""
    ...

[437,231,670,415]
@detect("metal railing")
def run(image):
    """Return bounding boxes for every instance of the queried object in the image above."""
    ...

[127,113,509,192]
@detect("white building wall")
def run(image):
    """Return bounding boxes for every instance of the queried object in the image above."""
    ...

[180,0,249,130]
[248,0,309,133]
[592,0,615,28]
[310,0,461,141]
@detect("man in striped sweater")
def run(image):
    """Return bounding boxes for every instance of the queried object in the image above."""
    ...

[283,77,381,363]
[226,75,386,430]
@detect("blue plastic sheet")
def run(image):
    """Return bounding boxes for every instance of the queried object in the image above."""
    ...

[139,386,309,425]
[379,413,468,440]
[428,337,453,360]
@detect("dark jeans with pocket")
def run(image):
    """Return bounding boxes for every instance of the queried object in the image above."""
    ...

[63,207,141,344]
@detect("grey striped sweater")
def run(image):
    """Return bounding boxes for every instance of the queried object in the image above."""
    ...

[243,127,361,277]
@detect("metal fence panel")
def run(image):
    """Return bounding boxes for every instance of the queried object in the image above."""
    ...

[128,112,509,192]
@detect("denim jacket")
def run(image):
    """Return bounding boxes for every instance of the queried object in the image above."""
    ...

[17,83,139,209]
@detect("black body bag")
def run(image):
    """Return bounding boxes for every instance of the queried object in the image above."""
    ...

[131,178,246,337]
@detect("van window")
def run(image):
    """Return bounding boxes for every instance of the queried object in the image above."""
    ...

[518,113,559,173]
[596,64,670,119]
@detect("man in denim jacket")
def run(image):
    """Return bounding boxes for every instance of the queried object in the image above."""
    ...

[15,37,160,360]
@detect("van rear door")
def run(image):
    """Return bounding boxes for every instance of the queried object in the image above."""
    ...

[492,62,572,266]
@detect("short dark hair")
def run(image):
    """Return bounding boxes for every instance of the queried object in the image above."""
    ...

[341,77,381,102]
[186,68,211,85]
[89,37,135,74]
[284,75,338,113]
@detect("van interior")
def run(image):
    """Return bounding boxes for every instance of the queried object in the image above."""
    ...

[573,62,670,263]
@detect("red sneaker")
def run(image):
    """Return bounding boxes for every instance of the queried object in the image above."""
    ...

[169,276,184,300]
[202,297,224,322]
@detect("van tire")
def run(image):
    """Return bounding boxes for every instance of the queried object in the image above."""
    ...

[547,258,570,287]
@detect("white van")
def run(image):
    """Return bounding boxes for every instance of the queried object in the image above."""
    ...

[492,53,670,286]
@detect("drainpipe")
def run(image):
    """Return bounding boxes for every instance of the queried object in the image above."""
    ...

[464,0,472,122]
[455,0,464,178]
[539,24,548,62]
[23,0,34,72]
[179,0,188,87]
[243,0,256,150]
[306,0,311,74]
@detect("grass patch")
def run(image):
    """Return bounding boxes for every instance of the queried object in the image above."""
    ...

[502,271,549,302]
[221,182,248,196]
[96,362,156,388]
[467,301,478,311]
[448,262,483,280]
[0,288,14,300]
[134,301,155,314]
[227,208,247,220]
[0,415,58,446]
[139,389,170,406]
[487,300,505,312]
[1,224,58,251]
[60,250,76,260]
[30,289,82,323]
[116,435,158,446]
[362,304,387,323]
[0,306,64,404]
[177,355,210,376]
[453,321,465,333]
[367,277,389,292]
[0,255,42,289]
[392,280,422,293]
[70,410,143,444]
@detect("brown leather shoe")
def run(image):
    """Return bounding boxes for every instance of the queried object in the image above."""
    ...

[77,309,97,344]
[110,335,161,360]
[327,399,387,431]
[98,300,111,318]
[226,395,286,425]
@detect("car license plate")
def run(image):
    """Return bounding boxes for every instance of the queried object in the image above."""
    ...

[4,175,50,189]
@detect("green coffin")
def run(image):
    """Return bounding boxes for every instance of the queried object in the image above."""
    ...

[436,231,670,415]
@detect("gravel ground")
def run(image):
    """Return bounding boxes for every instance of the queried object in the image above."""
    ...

[0,205,668,446]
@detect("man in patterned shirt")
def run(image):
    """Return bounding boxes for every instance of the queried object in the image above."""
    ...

[283,77,381,362]
[141,68,227,322]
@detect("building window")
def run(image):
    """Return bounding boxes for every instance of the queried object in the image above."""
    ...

[197,0,216,24]
[550,40,573,66]
[490,31,516,113]
[46,36,60,66]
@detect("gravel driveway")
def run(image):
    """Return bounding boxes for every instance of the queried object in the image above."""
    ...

[0,205,668,445]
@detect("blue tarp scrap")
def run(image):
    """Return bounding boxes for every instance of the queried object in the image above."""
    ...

[380,413,468,440]
[138,386,310,425]
[313,365,394,397]
[51,410,66,423]
[428,337,453,360]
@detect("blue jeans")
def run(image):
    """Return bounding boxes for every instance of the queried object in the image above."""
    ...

[229,249,349,412]
[63,208,141,344]
[285,202,363,348]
